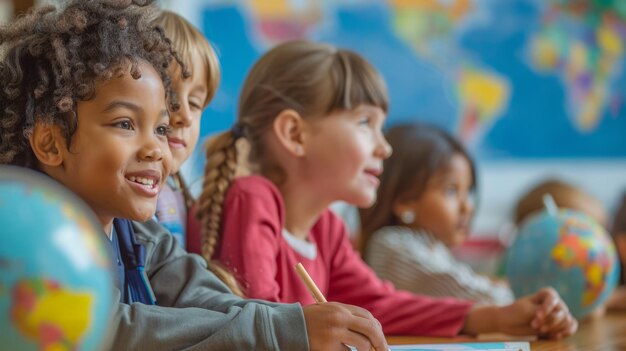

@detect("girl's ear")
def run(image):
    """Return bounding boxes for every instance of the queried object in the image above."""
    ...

[29,122,64,167]
[272,109,305,157]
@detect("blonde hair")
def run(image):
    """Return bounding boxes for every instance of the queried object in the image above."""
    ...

[154,10,220,107]
[514,179,607,227]
[197,40,388,275]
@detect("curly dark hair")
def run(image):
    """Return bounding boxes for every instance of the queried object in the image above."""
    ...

[0,0,183,168]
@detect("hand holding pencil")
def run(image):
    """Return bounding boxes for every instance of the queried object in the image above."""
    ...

[296,263,388,351]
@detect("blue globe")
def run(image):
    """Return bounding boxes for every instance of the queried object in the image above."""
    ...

[506,209,620,319]
[0,166,114,350]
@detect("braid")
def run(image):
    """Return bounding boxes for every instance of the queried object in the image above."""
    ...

[198,131,238,259]
[197,130,242,295]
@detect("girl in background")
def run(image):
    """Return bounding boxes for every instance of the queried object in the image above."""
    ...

[360,123,514,306]
[198,40,577,339]
[153,10,218,251]
[153,10,248,296]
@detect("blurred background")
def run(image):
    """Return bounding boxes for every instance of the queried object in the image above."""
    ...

[4,0,626,243]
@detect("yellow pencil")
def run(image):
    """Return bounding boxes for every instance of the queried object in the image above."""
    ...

[294,262,376,351]
[295,262,327,303]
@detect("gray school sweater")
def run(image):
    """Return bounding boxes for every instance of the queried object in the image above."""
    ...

[108,219,309,350]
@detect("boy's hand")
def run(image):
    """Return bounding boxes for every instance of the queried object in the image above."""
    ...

[463,288,577,339]
[303,302,388,351]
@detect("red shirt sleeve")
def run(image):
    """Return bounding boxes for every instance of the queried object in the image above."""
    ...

[319,211,474,336]
[214,177,285,302]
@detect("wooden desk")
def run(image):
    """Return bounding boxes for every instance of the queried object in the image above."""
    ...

[387,311,626,351]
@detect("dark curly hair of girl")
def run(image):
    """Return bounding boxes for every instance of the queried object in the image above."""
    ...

[0,0,183,168]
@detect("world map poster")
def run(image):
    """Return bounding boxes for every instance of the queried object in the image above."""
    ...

[191,0,626,162]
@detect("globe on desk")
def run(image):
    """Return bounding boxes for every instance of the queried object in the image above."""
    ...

[505,208,620,319]
[0,166,114,351]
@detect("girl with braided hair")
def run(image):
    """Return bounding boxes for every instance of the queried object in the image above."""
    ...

[199,39,578,339]
[0,2,389,350]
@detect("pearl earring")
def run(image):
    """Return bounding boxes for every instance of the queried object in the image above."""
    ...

[400,211,415,224]
[295,145,304,156]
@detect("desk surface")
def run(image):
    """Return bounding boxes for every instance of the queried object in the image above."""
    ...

[387,311,626,351]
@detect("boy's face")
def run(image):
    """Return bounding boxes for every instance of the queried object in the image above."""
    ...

[46,62,172,228]
[167,54,208,173]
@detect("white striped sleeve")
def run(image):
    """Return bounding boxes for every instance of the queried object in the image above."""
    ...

[365,227,514,306]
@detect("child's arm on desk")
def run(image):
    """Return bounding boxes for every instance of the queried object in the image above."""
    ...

[461,287,578,340]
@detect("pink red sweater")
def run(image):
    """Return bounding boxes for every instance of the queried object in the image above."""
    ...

[214,175,473,336]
